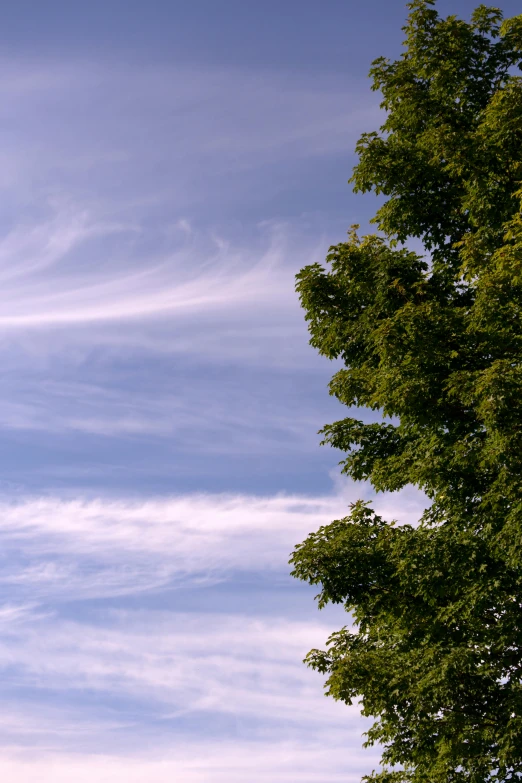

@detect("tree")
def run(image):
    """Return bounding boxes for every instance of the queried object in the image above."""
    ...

[290,3,522,781]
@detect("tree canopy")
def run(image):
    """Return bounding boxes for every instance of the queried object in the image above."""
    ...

[290,2,522,781]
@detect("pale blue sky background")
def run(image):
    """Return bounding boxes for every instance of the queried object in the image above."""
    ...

[0,1,518,781]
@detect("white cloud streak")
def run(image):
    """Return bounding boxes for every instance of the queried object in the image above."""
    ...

[0,56,377,366]
[0,610,344,721]
[0,201,328,388]
[0,487,421,777]
[0,57,377,449]
[0,487,426,599]
[0,606,378,780]
[0,208,290,329]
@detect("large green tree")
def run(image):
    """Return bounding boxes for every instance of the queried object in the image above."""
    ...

[290,3,522,781]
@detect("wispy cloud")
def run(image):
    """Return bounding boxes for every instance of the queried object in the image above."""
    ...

[0,488,422,774]
[0,604,378,779]
[0,208,290,330]
[0,205,331,452]
[0,492,347,598]
[0,742,375,783]
[0,487,426,600]
[0,486,407,779]
[0,56,375,455]
[0,55,377,362]
[0,610,345,721]
[0,202,329,384]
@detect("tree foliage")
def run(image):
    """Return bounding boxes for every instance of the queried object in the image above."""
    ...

[290,3,522,781]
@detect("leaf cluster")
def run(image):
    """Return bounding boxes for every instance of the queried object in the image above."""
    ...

[291,3,522,781]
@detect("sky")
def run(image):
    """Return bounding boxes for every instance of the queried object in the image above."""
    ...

[0,1,520,781]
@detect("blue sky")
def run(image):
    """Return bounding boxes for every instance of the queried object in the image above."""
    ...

[0,1,519,781]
